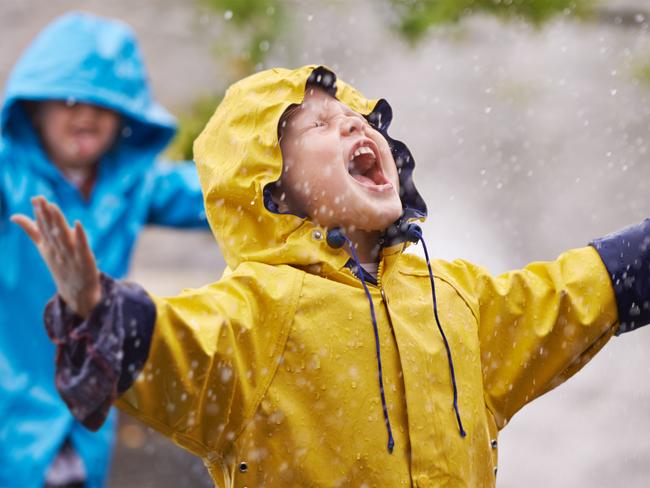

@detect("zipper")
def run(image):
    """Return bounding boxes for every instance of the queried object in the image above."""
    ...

[377,258,385,288]
[378,258,396,332]
[380,286,396,331]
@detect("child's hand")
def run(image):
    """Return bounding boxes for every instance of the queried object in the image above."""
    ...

[11,196,101,319]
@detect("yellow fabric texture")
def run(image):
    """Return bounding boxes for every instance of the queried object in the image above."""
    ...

[116,65,618,487]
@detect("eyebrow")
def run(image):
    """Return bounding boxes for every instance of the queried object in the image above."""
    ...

[279,96,368,138]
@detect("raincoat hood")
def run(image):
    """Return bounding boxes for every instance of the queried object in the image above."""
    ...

[1,11,176,157]
[194,65,426,272]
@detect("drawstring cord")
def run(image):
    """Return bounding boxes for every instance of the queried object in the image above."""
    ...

[404,224,466,438]
[335,232,395,453]
[325,224,465,452]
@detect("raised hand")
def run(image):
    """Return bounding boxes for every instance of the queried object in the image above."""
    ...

[11,196,101,319]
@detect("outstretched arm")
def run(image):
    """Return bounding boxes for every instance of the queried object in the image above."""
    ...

[12,197,296,462]
[12,197,155,429]
[439,244,619,429]
[147,161,208,228]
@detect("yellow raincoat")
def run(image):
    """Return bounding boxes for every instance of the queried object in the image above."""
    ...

[116,66,618,487]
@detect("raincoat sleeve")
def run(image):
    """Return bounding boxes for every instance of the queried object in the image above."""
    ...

[447,245,620,429]
[115,262,300,458]
[44,274,156,431]
[146,161,208,228]
[46,263,300,457]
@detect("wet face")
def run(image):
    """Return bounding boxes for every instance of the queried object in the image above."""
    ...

[277,87,403,232]
[33,101,121,169]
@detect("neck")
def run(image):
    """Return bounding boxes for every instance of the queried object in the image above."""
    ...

[347,228,382,263]
[56,162,98,199]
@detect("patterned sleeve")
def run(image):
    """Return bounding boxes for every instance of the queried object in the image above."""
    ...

[44,274,156,431]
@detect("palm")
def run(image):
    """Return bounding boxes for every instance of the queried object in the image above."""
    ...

[11,196,101,318]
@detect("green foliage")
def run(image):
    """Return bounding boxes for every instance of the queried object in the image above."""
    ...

[632,58,650,88]
[166,95,222,161]
[390,0,598,43]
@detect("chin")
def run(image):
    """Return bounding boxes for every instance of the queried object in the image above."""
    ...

[68,155,101,167]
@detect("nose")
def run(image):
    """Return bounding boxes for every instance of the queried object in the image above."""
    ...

[339,114,364,136]
[72,103,104,119]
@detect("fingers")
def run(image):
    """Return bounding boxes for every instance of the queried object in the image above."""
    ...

[32,197,74,257]
[10,214,42,245]
[33,198,50,243]
[48,199,74,250]
[74,220,97,271]
[16,197,93,271]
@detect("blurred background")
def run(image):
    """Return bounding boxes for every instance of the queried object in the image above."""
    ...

[2,0,650,486]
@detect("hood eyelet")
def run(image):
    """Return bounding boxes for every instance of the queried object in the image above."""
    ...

[239,461,248,473]
[312,230,323,241]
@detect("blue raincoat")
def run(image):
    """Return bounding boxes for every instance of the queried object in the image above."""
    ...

[0,12,207,487]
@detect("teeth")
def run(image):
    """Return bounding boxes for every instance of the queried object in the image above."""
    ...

[352,146,374,159]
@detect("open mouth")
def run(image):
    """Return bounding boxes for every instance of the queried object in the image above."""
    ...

[70,127,101,154]
[347,140,393,192]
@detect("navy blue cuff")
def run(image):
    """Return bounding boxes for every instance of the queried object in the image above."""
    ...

[590,218,650,334]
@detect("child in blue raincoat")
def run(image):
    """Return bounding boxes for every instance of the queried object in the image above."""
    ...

[0,12,207,488]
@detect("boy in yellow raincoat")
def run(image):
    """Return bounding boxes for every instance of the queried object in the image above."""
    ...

[13,65,648,487]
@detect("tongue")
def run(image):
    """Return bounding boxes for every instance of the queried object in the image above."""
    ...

[352,173,376,185]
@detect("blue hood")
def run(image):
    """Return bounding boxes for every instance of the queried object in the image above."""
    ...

[2,11,175,153]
